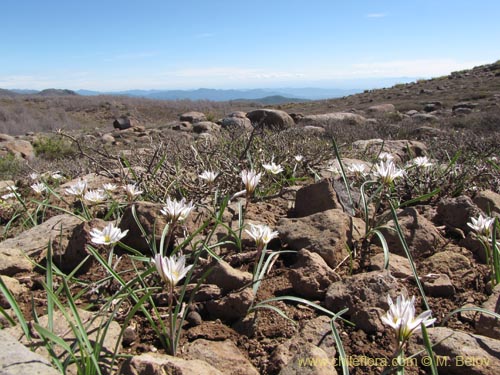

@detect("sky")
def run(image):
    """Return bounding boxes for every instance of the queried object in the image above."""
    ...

[1,0,499,91]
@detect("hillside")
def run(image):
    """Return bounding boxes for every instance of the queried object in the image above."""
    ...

[1,61,500,375]
[0,61,499,136]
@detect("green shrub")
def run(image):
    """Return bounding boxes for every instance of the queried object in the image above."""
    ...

[33,136,76,160]
[0,153,22,179]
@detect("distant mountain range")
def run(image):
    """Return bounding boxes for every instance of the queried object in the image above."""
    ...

[75,87,362,101]
[1,87,363,102]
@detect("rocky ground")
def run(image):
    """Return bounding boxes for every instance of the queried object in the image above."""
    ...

[1,62,500,375]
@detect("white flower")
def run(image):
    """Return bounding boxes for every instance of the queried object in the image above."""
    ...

[241,169,262,194]
[84,189,106,204]
[381,294,436,345]
[4,186,17,192]
[347,163,367,176]
[379,152,394,162]
[245,223,279,249]
[411,156,433,168]
[326,164,340,175]
[51,172,64,180]
[1,192,16,200]
[29,173,39,181]
[467,214,495,237]
[31,182,47,195]
[102,183,118,192]
[65,179,87,197]
[294,155,304,162]
[198,170,218,184]
[161,197,195,223]
[123,184,143,200]
[262,162,284,175]
[151,253,193,287]
[374,161,405,185]
[90,223,128,245]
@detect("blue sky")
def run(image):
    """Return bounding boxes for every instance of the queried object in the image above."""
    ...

[1,0,499,91]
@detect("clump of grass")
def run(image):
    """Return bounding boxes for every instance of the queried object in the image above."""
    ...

[33,135,77,160]
[0,152,23,179]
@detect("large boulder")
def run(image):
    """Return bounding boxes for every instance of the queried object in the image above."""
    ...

[294,178,340,217]
[120,353,223,375]
[411,327,500,375]
[0,139,35,160]
[220,112,252,130]
[379,207,446,257]
[277,209,360,268]
[184,339,259,375]
[325,270,406,333]
[180,111,207,123]
[0,330,61,375]
[366,103,397,114]
[0,214,86,276]
[246,109,294,130]
[118,202,168,254]
[299,112,367,128]
[352,139,427,162]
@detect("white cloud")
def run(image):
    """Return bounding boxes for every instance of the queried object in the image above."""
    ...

[0,59,490,90]
[194,32,215,38]
[366,13,386,18]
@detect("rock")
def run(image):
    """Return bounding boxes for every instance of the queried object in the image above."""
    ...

[184,339,259,375]
[122,325,138,346]
[0,214,84,276]
[0,275,28,309]
[421,250,475,290]
[278,209,354,268]
[325,270,406,334]
[189,284,222,302]
[352,139,427,162]
[289,249,340,299]
[410,126,444,139]
[119,353,222,375]
[299,112,367,128]
[366,103,396,114]
[473,190,500,217]
[246,109,295,131]
[0,139,35,160]
[101,133,115,144]
[380,207,445,257]
[186,310,203,326]
[271,316,337,374]
[113,116,139,130]
[423,273,455,297]
[192,121,220,134]
[118,202,168,254]
[0,329,61,375]
[476,283,500,339]
[411,327,500,375]
[452,102,477,111]
[220,112,252,130]
[168,121,193,132]
[294,178,339,217]
[205,288,254,322]
[423,102,443,112]
[302,126,325,134]
[437,196,482,233]
[204,260,252,292]
[58,218,107,273]
[454,107,472,115]
[5,308,121,375]
[370,253,413,279]
[412,113,439,122]
[279,342,337,375]
[179,111,207,123]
